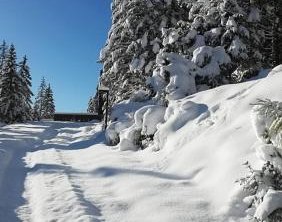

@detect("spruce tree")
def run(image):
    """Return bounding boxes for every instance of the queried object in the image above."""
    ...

[42,84,55,119]
[161,0,263,85]
[100,0,184,106]
[0,44,23,123]
[33,77,47,119]
[0,40,7,70]
[18,56,33,121]
[87,95,97,113]
[98,0,281,109]
[252,0,282,67]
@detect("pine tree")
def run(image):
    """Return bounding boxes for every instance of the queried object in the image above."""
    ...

[269,0,282,67]
[18,55,33,121]
[161,0,264,85]
[0,44,23,123]
[87,95,98,113]
[42,84,55,119]
[100,0,184,106]
[253,0,282,67]
[98,0,280,109]
[33,77,47,119]
[0,40,7,70]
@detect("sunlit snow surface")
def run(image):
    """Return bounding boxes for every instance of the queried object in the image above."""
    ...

[0,68,281,222]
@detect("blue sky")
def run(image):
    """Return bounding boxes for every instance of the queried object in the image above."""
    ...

[0,0,112,112]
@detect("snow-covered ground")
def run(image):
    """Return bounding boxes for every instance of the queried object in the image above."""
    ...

[0,68,281,222]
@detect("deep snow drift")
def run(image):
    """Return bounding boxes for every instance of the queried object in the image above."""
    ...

[0,67,281,222]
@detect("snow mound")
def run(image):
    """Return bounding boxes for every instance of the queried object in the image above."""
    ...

[119,105,166,151]
[104,66,281,220]
[149,68,281,219]
[105,100,154,145]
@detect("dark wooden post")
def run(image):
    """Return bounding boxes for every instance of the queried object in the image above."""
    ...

[98,84,110,130]
[104,90,109,129]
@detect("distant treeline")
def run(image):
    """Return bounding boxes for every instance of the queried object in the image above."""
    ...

[0,41,55,124]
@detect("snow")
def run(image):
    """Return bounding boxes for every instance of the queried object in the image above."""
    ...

[105,100,154,145]
[228,36,247,59]
[0,68,281,221]
[163,29,180,46]
[189,34,206,54]
[118,105,166,151]
[254,189,282,220]
[248,7,261,23]
[226,17,238,32]
[140,32,148,49]
[192,46,231,77]
[150,52,197,100]
[131,56,147,73]
[152,42,160,54]
[252,99,282,149]
[98,83,109,91]
[204,27,222,44]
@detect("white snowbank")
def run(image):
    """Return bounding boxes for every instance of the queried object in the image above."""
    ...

[106,100,154,145]
[150,68,281,219]
[119,105,166,151]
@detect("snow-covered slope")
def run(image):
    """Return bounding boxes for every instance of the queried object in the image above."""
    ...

[150,67,281,219]
[0,68,281,221]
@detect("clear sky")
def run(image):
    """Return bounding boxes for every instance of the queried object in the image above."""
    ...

[0,0,112,112]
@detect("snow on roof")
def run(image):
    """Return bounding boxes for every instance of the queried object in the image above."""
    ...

[98,83,110,91]
[54,112,98,116]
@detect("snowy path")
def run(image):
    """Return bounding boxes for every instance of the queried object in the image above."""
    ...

[0,122,59,221]
[0,121,216,222]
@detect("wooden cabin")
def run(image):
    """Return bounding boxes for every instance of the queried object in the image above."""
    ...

[53,113,101,122]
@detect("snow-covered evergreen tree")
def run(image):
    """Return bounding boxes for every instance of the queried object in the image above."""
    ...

[254,0,282,67]
[0,44,23,123]
[237,99,282,221]
[252,99,282,149]
[18,55,33,121]
[42,84,55,119]
[87,95,98,113]
[0,40,7,70]
[99,0,281,110]
[160,0,263,87]
[33,77,47,120]
[100,0,185,106]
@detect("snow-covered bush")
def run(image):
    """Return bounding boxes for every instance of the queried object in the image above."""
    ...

[118,105,166,151]
[106,120,132,146]
[148,52,197,104]
[105,100,154,145]
[148,46,232,104]
[236,99,282,221]
[153,100,208,151]
[118,124,142,151]
[252,99,282,150]
[129,90,150,103]
[192,46,232,87]
[237,161,282,222]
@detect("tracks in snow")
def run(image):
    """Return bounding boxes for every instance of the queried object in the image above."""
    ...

[21,148,102,222]
[1,121,217,222]
[0,121,104,222]
[20,123,104,222]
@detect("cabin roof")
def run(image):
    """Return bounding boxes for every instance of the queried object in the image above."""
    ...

[54,112,98,116]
